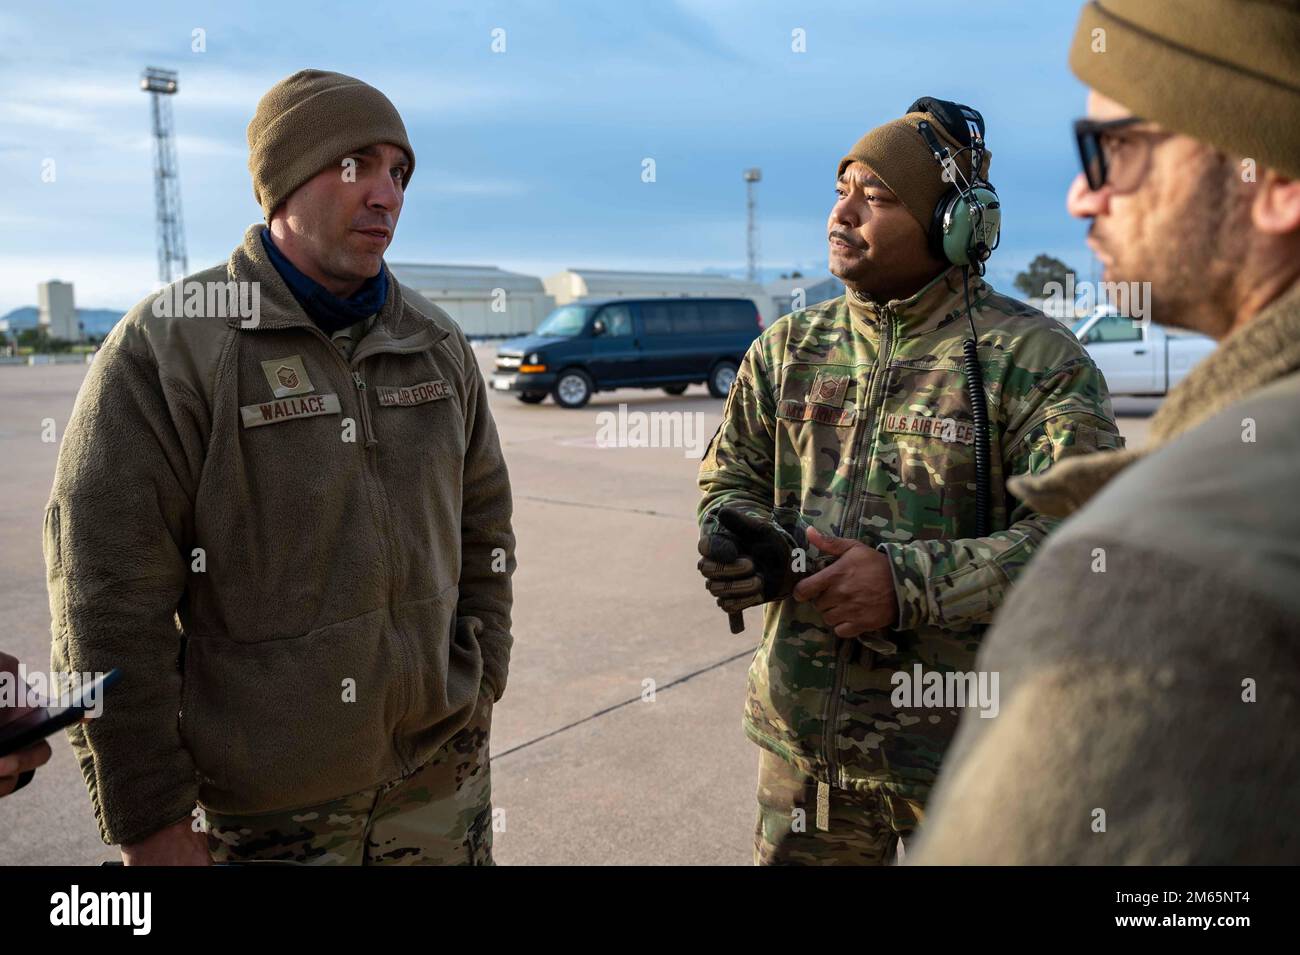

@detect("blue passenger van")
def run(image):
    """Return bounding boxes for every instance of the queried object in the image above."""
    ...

[491,297,763,408]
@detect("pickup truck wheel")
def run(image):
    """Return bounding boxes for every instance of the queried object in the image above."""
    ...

[662,384,688,396]
[516,391,547,404]
[552,369,594,409]
[707,361,738,398]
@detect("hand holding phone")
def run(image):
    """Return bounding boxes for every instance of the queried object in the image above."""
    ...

[0,651,51,796]
[0,654,121,795]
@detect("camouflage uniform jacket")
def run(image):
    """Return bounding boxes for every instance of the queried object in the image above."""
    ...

[697,265,1122,800]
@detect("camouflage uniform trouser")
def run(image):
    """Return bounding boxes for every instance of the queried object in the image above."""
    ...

[753,747,925,866]
[203,690,494,865]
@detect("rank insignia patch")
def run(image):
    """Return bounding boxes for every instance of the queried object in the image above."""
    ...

[808,370,850,408]
[260,355,315,398]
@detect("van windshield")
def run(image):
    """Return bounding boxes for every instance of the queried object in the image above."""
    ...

[536,306,593,337]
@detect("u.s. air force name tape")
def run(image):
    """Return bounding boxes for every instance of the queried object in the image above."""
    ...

[375,379,451,407]
[883,412,975,445]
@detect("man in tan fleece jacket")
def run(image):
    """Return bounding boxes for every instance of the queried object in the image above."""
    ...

[45,70,515,865]
[913,0,1300,864]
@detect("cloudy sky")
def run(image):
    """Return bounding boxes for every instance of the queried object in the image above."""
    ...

[0,0,1102,315]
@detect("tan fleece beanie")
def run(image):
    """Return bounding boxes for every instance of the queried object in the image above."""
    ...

[1070,0,1300,180]
[839,112,993,231]
[247,69,416,220]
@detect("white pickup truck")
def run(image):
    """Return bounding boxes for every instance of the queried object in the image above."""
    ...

[1071,308,1215,396]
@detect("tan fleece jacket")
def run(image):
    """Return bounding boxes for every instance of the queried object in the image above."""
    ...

[912,281,1300,864]
[45,225,515,846]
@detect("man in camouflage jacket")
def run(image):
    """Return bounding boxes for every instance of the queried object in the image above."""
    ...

[697,100,1122,864]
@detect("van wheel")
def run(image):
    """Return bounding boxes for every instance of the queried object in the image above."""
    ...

[707,361,738,398]
[662,384,688,396]
[516,391,547,404]
[552,369,594,408]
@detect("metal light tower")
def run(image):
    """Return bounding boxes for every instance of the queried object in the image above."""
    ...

[141,67,188,283]
[744,167,761,282]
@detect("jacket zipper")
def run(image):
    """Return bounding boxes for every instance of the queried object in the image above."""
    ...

[245,320,435,774]
[842,306,895,534]
[351,370,378,447]
[354,364,414,771]
[311,326,415,771]
[344,331,446,771]
[823,306,896,786]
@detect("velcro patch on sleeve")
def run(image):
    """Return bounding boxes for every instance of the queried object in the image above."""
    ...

[240,393,341,428]
[375,379,452,407]
[883,412,974,445]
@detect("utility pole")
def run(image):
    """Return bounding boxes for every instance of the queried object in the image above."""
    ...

[744,167,761,282]
[141,67,188,284]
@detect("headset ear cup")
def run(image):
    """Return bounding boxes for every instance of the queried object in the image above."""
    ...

[946,194,975,266]
[961,186,1001,265]
[932,190,966,265]
[934,187,1002,267]
[930,190,955,263]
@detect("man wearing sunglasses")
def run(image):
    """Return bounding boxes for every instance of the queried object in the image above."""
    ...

[914,0,1300,864]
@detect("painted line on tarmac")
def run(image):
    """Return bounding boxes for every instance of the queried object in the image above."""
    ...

[515,494,696,521]
[494,645,757,761]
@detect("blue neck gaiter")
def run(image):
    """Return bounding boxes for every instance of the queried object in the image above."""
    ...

[260,229,389,335]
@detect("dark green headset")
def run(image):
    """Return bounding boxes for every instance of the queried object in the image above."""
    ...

[908,96,1001,271]
[907,96,999,537]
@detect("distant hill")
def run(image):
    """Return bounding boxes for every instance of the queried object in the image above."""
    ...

[1,306,126,337]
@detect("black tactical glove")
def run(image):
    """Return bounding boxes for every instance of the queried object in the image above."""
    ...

[697,506,825,614]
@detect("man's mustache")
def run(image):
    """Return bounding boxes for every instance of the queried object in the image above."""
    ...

[829,230,866,250]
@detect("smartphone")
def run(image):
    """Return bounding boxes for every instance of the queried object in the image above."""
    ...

[0,668,122,758]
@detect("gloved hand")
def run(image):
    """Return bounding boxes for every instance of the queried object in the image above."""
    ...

[697,506,821,614]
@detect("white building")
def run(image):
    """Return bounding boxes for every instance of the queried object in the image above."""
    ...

[387,263,554,338]
[765,274,845,319]
[545,268,775,326]
[38,280,79,341]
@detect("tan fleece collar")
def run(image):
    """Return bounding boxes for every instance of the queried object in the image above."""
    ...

[1011,278,1300,518]
[845,266,991,339]
[226,223,417,339]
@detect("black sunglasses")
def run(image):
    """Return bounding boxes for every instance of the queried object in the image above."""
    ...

[1073,116,1143,191]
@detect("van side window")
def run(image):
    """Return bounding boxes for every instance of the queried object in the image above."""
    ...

[598,304,633,337]
[641,302,673,335]
[717,301,755,331]
[671,302,703,334]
